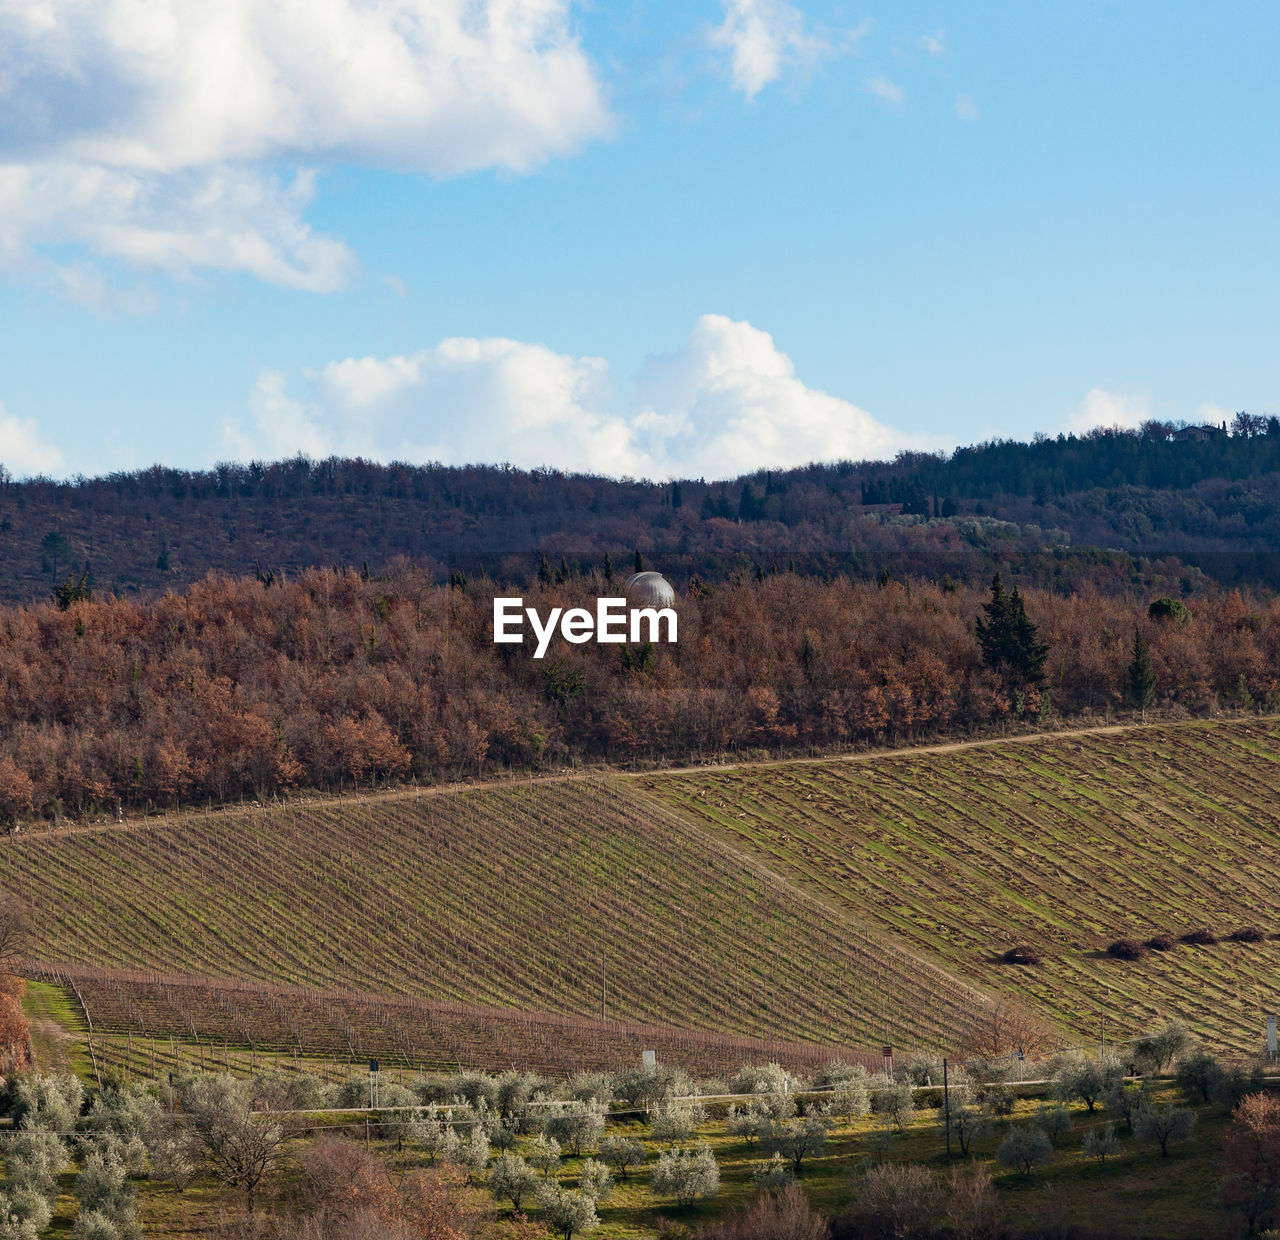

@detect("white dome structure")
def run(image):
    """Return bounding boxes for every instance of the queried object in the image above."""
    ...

[625,571,676,608]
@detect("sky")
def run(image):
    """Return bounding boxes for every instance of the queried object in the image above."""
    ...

[0,0,1277,481]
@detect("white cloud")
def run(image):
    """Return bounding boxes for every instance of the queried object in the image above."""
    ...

[1195,403,1231,427]
[865,75,904,106]
[0,0,611,292]
[0,405,66,476]
[922,30,945,56]
[1063,388,1151,435]
[710,0,867,100]
[226,314,930,478]
[955,93,979,122]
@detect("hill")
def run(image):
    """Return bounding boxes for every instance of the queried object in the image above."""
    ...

[4,776,994,1054]
[6,423,1280,605]
[637,717,1280,1053]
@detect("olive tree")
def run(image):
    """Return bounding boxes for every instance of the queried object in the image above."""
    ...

[489,1153,538,1212]
[765,1115,830,1175]
[537,1183,599,1240]
[1081,1123,1119,1166]
[528,1133,561,1179]
[598,1135,645,1181]
[544,1100,606,1157]
[182,1075,288,1217]
[578,1159,613,1203]
[650,1099,706,1146]
[996,1126,1052,1176]
[650,1143,720,1207]
[1133,1103,1195,1158]
[1055,1056,1124,1113]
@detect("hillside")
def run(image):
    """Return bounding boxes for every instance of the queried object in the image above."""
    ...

[5,426,1280,605]
[637,717,1280,1052]
[4,777,993,1053]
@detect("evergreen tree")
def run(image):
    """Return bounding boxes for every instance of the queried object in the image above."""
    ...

[1128,629,1156,715]
[976,575,1048,692]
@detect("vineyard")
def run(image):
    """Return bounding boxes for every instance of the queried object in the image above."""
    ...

[36,965,886,1079]
[5,776,995,1053]
[638,717,1280,1052]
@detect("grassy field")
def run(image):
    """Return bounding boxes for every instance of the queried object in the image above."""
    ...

[637,717,1280,1052]
[4,776,991,1052]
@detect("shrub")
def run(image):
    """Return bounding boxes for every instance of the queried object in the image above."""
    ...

[1000,945,1042,966]
[849,1163,945,1237]
[1230,926,1267,943]
[1106,938,1146,960]
[1180,927,1218,946]
[1145,934,1175,951]
[996,1126,1052,1176]
[946,1165,1004,1240]
[700,1182,827,1240]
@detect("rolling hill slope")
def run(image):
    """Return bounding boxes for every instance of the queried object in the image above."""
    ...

[3,777,992,1053]
[637,717,1280,1052]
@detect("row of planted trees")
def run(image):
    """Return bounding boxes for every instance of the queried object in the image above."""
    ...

[7,1016,1279,1238]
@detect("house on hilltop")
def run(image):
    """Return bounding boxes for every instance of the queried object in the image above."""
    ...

[1172,422,1227,443]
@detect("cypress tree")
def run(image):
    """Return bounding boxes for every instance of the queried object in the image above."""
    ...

[1128,629,1156,716]
[977,574,1048,692]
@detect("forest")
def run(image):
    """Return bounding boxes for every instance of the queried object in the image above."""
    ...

[3,418,1280,605]
[0,563,1275,821]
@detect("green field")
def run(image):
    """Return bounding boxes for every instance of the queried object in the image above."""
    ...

[4,777,989,1052]
[638,718,1280,1052]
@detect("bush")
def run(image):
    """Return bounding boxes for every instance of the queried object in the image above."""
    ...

[1000,945,1042,966]
[849,1163,945,1238]
[1180,927,1218,946]
[996,1126,1053,1176]
[700,1182,827,1240]
[1106,938,1146,960]
[1230,926,1267,943]
[650,1144,720,1207]
[1145,934,1175,952]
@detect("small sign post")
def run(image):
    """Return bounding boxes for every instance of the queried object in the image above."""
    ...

[881,1045,894,1078]
[641,1050,656,1075]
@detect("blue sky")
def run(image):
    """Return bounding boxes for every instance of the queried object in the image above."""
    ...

[0,1,1276,480]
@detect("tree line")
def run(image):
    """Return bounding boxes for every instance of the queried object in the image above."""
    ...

[0,565,1275,821]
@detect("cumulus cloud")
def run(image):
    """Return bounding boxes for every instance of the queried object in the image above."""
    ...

[0,0,611,292]
[710,0,867,100]
[1063,388,1151,435]
[0,405,66,476]
[226,314,928,478]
